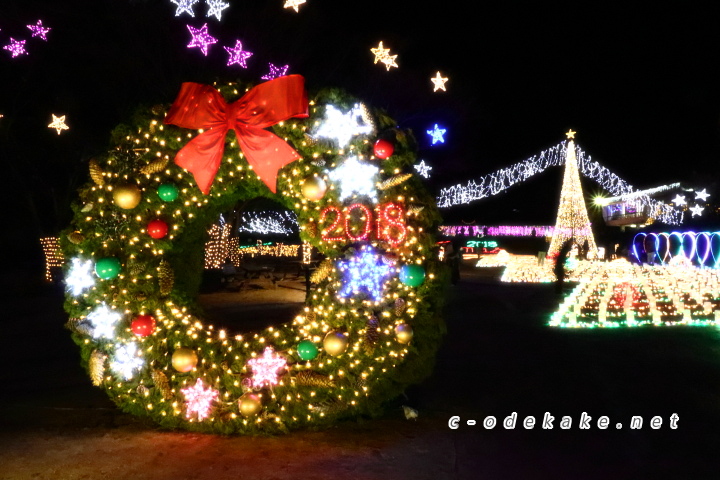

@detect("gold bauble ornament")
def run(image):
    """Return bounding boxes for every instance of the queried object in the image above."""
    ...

[301,176,327,201]
[238,393,263,417]
[113,184,142,209]
[171,348,198,373]
[323,331,348,356]
[395,323,413,344]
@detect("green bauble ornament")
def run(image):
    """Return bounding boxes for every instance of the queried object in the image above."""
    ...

[296,340,319,361]
[157,183,179,202]
[399,264,425,287]
[95,257,121,280]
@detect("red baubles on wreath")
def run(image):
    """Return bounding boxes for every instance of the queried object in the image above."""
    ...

[147,219,169,239]
[131,314,156,337]
[373,139,394,159]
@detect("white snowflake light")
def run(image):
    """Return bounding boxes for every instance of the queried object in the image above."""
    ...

[182,378,219,421]
[414,160,432,178]
[246,347,287,389]
[328,156,379,202]
[206,0,229,20]
[110,343,144,380]
[171,0,199,17]
[65,257,95,296]
[314,104,374,148]
[87,303,123,339]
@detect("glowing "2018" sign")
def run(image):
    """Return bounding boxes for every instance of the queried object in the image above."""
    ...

[320,202,407,246]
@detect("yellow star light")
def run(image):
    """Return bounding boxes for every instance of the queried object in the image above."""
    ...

[48,114,69,135]
[371,41,390,64]
[565,129,576,139]
[380,54,398,71]
[284,0,306,12]
[431,71,448,92]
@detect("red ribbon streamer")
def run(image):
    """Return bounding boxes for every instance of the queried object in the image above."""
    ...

[164,75,308,194]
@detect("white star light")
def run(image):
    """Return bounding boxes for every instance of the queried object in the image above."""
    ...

[671,194,686,206]
[246,346,287,389]
[206,0,229,20]
[181,378,219,421]
[110,343,144,380]
[171,0,199,16]
[414,160,432,178]
[284,0,307,12]
[329,156,379,202]
[48,114,69,135]
[431,71,448,92]
[86,303,123,339]
[695,188,710,202]
[314,104,374,148]
[690,204,704,217]
[65,258,95,296]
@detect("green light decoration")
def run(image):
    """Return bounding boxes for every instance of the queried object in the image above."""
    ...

[399,264,426,287]
[95,257,121,280]
[296,340,319,361]
[157,183,179,202]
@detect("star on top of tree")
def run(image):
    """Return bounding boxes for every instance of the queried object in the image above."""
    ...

[27,20,51,40]
[426,124,446,144]
[284,0,307,12]
[672,194,686,206]
[414,160,432,178]
[48,114,69,134]
[171,0,199,17]
[3,38,27,58]
[695,188,710,202]
[566,129,576,139]
[690,204,704,217]
[431,71,448,92]
[328,156,379,202]
[181,378,219,421]
[206,0,229,20]
[224,39,253,67]
[246,346,287,389]
[187,23,217,55]
[336,245,395,302]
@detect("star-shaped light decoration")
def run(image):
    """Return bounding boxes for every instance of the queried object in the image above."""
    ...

[690,204,704,217]
[181,378,219,421]
[246,346,287,389]
[27,20,51,41]
[695,188,710,202]
[328,156,379,202]
[65,257,95,296]
[336,245,396,302]
[314,104,374,148]
[566,129,576,139]
[48,114,69,135]
[370,41,398,71]
[414,160,432,178]
[86,303,123,339]
[187,23,217,56]
[110,343,144,380]
[672,194,686,206]
[224,39,253,67]
[206,0,229,20]
[171,0,199,17]
[3,38,27,58]
[426,124,446,145]
[431,71,448,92]
[284,0,307,12]
[261,63,289,81]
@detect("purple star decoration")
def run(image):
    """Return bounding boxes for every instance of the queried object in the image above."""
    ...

[3,38,27,58]
[27,20,51,40]
[224,40,253,68]
[187,23,217,56]
[261,63,289,81]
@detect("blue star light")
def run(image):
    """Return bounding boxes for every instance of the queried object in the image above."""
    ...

[426,124,446,145]
[336,246,395,302]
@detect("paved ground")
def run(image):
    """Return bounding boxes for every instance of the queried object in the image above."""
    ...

[1,262,719,479]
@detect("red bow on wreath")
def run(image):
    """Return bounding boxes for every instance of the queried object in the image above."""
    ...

[164,75,308,195]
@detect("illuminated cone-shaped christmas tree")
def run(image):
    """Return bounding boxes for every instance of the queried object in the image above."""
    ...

[547,130,597,258]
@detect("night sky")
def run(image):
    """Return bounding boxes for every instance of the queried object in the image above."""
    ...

[1,1,719,264]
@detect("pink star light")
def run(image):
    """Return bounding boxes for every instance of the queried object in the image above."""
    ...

[224,40,253,68]
[27,20,51,40]
[246,346,287,389]
[181,378,219,421]
[4,38,27,58]
[261,63,289,80]
[187,23,217,56]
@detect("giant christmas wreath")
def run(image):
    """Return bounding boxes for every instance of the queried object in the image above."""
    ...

[62,75,446,434]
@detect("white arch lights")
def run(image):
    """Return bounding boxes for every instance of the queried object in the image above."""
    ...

[632,232,720,268]
[437,142,684,225]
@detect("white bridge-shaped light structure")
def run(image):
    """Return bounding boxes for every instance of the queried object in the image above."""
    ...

[436,141,683,225]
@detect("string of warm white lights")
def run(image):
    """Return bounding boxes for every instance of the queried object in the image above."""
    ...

[238,210,299,235]
[40,236,64,281]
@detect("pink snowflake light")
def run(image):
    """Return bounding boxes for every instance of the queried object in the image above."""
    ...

[181,378,219,421]
[246,347,287,389]
[224,40,253,68]
[187,23,217,56]
[27,20,51,41]
[4,38,27,58]
[261,63,289,80]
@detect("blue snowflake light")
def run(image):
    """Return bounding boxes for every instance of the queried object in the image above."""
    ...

[336,246,395,302]
[426,124,446,145]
